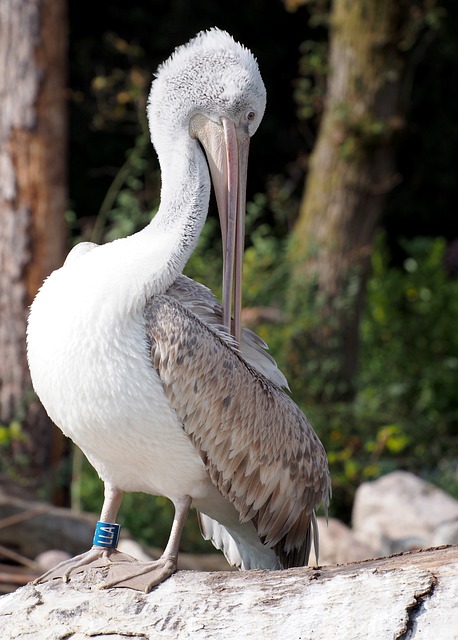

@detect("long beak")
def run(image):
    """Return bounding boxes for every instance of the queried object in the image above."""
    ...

[190,115,250,345]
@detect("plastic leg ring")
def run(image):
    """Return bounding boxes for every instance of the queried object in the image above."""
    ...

[93,521,121,548]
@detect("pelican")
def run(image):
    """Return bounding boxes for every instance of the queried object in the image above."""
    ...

[27,28,330,592]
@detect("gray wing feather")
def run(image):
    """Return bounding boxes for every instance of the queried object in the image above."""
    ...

[144,292,330,568]
[165,276,289,389]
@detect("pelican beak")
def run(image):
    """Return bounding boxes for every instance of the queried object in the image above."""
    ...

[190,114,250,345]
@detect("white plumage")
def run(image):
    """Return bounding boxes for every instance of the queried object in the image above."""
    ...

[27,29,330,591]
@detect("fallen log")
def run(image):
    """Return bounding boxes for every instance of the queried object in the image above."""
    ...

[0,546,456,639]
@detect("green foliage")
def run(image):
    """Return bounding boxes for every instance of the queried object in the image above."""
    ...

[295,236,458,519]
[279,244,365,403]
[0,420,24,448]
[358,236,458,469]
[295,40,328,121]
[0,420,27,480]
[243,194,288,302]
[97,134,157,243]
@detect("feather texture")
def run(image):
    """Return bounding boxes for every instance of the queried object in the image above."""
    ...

[165,275,289,389]
[144,292,330,567]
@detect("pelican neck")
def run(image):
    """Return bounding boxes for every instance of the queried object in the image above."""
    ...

[147,132,210,261]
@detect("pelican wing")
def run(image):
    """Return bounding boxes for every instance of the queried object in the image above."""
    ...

[144,292,331,567]
[166,275,289,389]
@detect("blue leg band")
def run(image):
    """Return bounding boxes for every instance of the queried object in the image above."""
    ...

[93,521,121,548]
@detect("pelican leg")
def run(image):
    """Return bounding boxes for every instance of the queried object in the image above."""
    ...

[101,495,192,593]
[34,483,129,585]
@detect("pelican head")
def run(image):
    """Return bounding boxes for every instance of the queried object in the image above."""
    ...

[147,28,267,342]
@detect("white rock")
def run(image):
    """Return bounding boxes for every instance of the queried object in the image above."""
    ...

[352,471,458,554]
[431,518,458,546]
[117,538,155,562]
[35,550,71,571]
[317,517,378,565]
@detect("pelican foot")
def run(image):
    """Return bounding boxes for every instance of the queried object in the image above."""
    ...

[100,555,178,593]
[34,547,138,585]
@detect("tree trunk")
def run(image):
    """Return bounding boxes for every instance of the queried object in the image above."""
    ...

[0,0,68,500]
[285,0,410,399]
[0,546,456,639]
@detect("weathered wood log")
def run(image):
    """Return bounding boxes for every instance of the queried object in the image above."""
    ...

[0,546,456,639]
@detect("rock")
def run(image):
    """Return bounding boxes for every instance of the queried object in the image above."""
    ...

[352,471,458,555]
[432,519,458,546]
[118,538,156,563]
[35,550,71,572]
[317,517,378,565]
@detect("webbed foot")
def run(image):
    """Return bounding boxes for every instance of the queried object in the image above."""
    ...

[34,547,138,585]
[101,555,178,592]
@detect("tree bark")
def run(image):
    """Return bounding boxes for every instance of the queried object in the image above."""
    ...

[0,0,68,499]
[286,0,412,399]
[0,546,456,639]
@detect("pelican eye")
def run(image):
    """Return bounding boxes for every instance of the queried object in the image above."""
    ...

[246,110,256,122]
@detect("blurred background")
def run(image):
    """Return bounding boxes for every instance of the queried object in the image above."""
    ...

[0,0,457,588]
